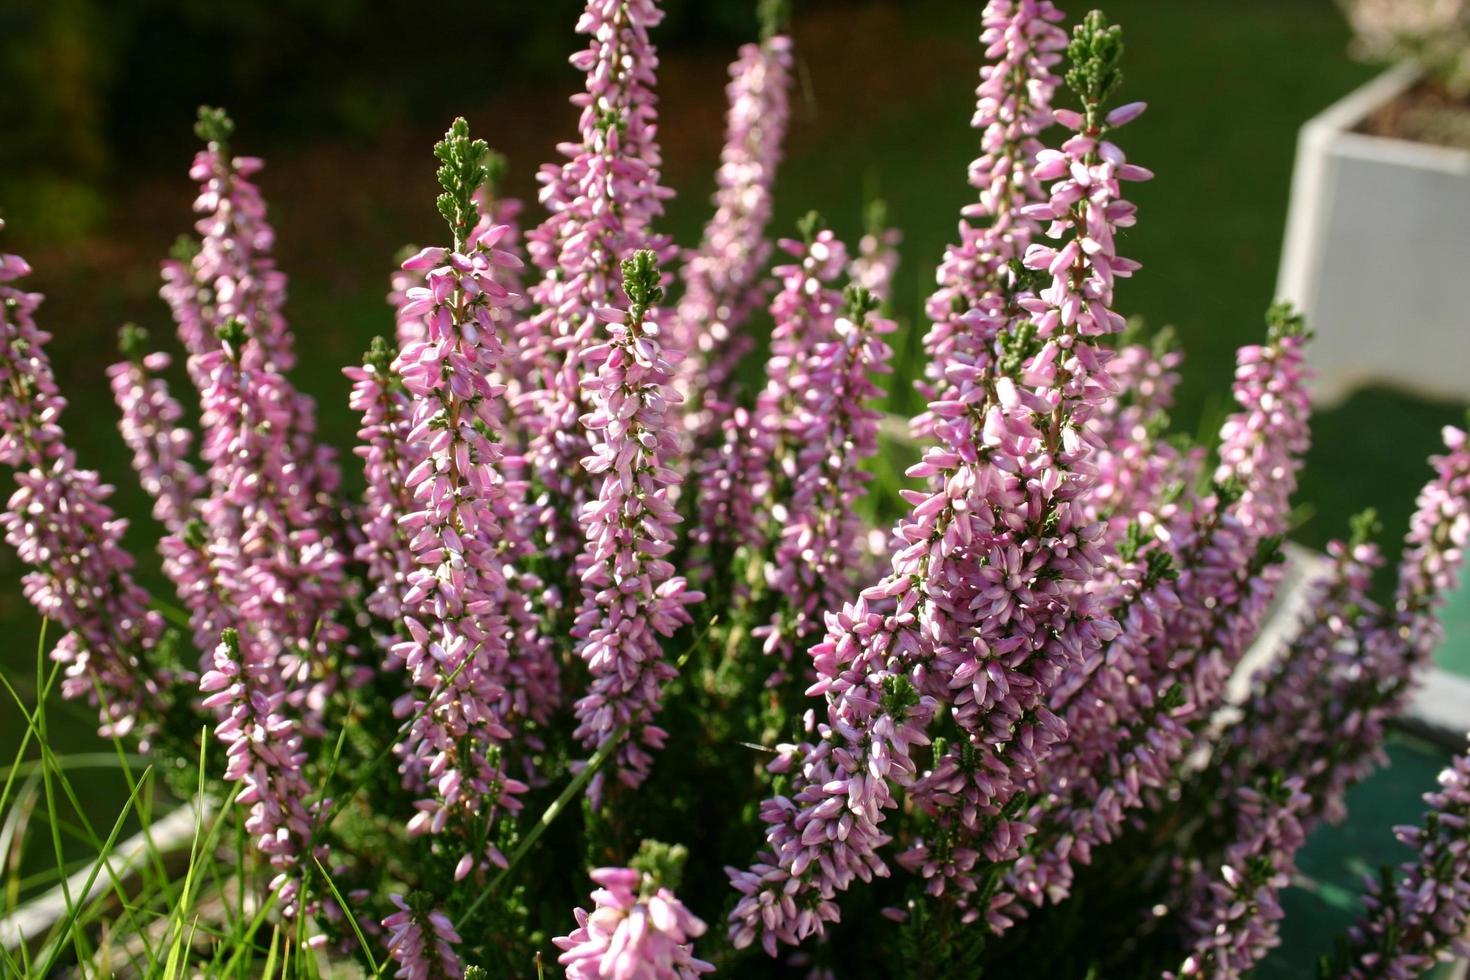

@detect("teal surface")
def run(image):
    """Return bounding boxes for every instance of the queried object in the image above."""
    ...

[1262,735,1454,977]
[1435,577,1470,678]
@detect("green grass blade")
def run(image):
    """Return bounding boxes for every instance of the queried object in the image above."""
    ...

[312,855,378,973]
[35,766,154,977]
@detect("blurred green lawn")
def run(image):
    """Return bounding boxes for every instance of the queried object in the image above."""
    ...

[2,0,1464,968]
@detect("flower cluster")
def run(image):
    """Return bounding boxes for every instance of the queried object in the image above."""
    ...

[572,249,702,802]
[555,847,711,980]
[522,0,674,569]
[730,10,1149,947]
[200,628,324,917]
[920,0,1067,415]
[383,892,464,980]
[1346,745,1470,977]
[387,120,528,873]
[7,1,1470,976]
[0,231,166,738]
[107,326,205,535]
[1172,776,1311,977]
[675,19,795,425]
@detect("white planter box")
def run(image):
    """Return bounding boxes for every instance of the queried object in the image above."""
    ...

[1277,63,1470,405]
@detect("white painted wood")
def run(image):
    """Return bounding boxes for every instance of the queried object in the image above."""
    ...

[1276,63,1470,406]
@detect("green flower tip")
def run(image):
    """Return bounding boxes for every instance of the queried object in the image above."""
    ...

[797,209,825,245]
[758,0,790,41]
[1265,300,1312,343]
[620,249,664,313]
[117,323,149,361]
[433,117,492,244]
[843,284,879,322]
[364,335,396,374]
[215,316,248,351]
[1349,508,1382,549]
[880,673,920,716]
[194,106,235,146]
[631,839,689,891]
[1065,10,1124,109]
[169,234,201,264]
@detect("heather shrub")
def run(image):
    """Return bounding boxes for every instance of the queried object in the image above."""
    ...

[2,2,1469,978]
[1341,0,1470,96]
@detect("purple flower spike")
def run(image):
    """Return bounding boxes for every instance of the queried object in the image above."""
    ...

[0,231,167,738]
[107,328,205,535]
[389,120,528,880]
[382,892,464,980]
[555,861,712,980]
[920,0,1067,425]
[676,27,796,430]
[572,250,703,803]
[522,0,674,570]
[200,628,326,918]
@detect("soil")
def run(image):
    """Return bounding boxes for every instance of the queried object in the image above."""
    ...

[1356,78,1470,151]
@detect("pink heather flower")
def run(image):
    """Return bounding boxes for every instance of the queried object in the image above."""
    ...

[919,0,1067,421]
[199,628,325,916]
[1172,776,1311,977]
[346,336,420,627]
[107,334,205,536]
[847,203,903,308]
[186,319,348,710]
[1085,330,1197,543]
[756,289,893,670]
[169,112,295,371]
[675,30,795,425]
[1212,308,1313,538]
[690,404,768,595]
[1008,320,1316,921]
[382,892,464,980]
[1225,426,1470,834]
[157,113,347,690]
[1216,530,1384,827]
[522,0,674,569]
[555,866,712,980]
[0,235,166,737]
[488,448,564,734]
[1347,744,1470,978]
[699,227,847,578]
[729,33,1147,948]
[389,122,528,875]
[571,251,702,802]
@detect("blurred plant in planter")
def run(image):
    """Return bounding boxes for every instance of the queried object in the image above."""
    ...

[1342,0,1470,97]
[4,0,1470,977]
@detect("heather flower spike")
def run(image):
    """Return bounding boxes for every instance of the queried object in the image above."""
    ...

[675,7,796,425]
[389,116,526,878]
[1346,745,1470,978]
[731,8,1146,948]
[572,249,702,803]
[554,841,713,980]
[0,234,167,738]
[9,3,1470,974]
[109,323,205,535]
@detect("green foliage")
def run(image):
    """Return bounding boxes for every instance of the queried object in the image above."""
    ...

[620,248,665,317]
[1066,10,1124,112]
[116,322,148,361]
[433,117,491,249]
[193,104,235,146]
[1266,299,1313,342]
[843,283,880,321]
